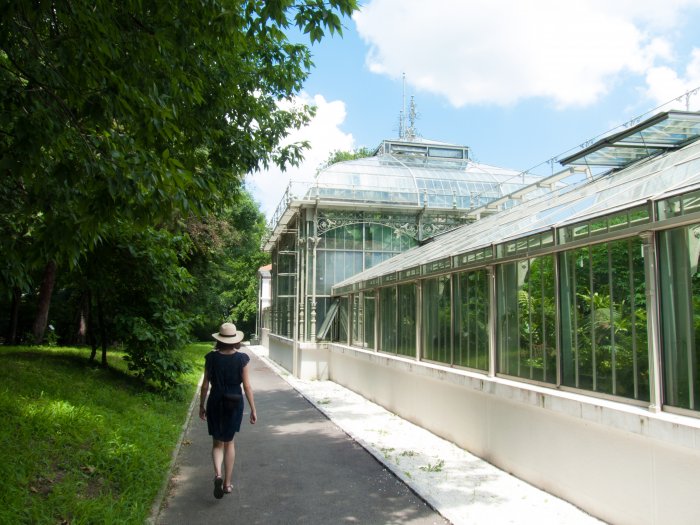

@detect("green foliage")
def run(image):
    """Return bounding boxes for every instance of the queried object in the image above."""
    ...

[559,239,649,398]
[0,0,357,381]
[419,459,445,472]
[516,257,557,376]
[318,146,374,171]
[0,343,203,524]
[72,225,195,389]
[0,0,359,277]
[455,270,489,370]
[185,190,270,339]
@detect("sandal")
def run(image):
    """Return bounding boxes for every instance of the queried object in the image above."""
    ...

[224,484,233,494]
[213,476,224,499]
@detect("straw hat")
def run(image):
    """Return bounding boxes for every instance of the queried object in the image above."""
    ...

[212,322,244,344]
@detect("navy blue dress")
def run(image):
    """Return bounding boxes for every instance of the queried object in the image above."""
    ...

[205,350,250,441]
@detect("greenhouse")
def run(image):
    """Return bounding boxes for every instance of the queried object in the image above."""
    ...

[261,137,544,354]
[320,110,700,525]
[330,110,700,414]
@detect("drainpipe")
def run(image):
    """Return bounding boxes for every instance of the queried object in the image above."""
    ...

[292,218,302,377]
[487,264,497,378]
[416,280,422,361]
[299,214,307,342]
[310,206,319,343]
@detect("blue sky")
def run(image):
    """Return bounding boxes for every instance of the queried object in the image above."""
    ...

[246,0,700,220]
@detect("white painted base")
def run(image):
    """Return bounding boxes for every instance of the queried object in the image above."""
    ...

[264,339,700,524]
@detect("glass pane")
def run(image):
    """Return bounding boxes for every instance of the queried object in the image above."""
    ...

[497,257,556,383]
[380,287,397,353]
[316,250,364,295]
[455,269,489,371]
[422,276,451,363]
[560,239,649,400]
[278,253,296,273]
[364,292,376,349]
[397,283,416,358]
[560,247,593,390]
[278,275,296,296]
[334,297,349,343]
[278,232,297,251]
[314,297,331,340]
[351,295,362,347]
[659,225,700,410]
[614,239,648,399]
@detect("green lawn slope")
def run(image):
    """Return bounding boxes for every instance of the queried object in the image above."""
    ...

[0,343,208,524]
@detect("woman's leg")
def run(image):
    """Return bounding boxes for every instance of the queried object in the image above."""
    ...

[223,439,236,488]
[212,439,224,478]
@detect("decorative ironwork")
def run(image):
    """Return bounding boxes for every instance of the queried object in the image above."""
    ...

[420,218,465,239]
[315,210,467,241]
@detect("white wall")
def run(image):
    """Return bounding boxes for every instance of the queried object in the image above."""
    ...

[268,334,293,373]
[323,343,700,525]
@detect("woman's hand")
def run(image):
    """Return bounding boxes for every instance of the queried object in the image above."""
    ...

[199,405,207,421]
[249,409,257,424]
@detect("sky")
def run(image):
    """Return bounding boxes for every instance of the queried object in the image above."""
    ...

[246,0,700,220]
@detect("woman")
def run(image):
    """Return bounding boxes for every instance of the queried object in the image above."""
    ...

[199,322,257,498]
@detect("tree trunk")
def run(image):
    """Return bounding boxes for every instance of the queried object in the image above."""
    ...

[7,287,21,345]
[97,293,108,366]
[32,260,57,344]
[75,291,89,345]
[88,290,97,362]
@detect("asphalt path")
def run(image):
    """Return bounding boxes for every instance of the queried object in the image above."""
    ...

[155,350,448,525]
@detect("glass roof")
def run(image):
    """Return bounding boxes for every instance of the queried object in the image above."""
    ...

[262,138,546,250]
[560,111,700,168]
[334,134,700,292]
[307,140,540,206]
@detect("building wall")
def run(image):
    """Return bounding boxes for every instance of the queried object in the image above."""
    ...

[325,343,700,525]
[268,334,293,373]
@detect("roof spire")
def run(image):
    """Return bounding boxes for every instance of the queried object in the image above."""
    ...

[398,74,419,141]
[406,96,418,141]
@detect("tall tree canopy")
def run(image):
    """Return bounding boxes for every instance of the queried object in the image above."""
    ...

[0,0,357,384]
[0,0,356,280]
[185,190,270,340]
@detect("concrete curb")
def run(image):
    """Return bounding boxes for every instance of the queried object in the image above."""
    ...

[146,373,204,525]
[248,348,446,519]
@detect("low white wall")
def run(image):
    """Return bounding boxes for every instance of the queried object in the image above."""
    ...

[260,328,270,349]
[268,334,293,373]
[298,342,329,381]
[327,343,700,525]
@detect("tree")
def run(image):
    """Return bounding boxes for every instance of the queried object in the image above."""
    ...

[318,146,374,171]
[185,190,270,340]
[0,0,358,343]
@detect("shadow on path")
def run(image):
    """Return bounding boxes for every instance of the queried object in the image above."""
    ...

[156,351,448,525]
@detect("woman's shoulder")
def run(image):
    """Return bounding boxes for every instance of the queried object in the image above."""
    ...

[237,351,250,365]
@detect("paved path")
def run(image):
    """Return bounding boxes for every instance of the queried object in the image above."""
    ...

[155,350,447,525]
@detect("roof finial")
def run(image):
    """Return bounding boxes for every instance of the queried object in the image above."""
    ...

[398,74,419,141]
[406,96,418,141]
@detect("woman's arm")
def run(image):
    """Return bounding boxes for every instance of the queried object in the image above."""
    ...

[199,365,210,421]
[242,364,257,424]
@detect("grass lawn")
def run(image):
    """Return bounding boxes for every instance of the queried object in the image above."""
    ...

[0,342,210,524]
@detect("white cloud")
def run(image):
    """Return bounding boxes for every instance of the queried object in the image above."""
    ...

[644,48,700,111]
[245,93,355,220]
[354,0,700,108]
